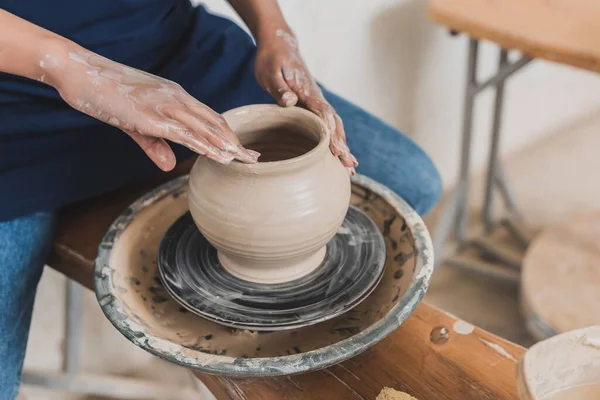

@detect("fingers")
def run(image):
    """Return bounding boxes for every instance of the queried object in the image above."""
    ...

[157,103,259,164]
[126,131,176,171]
[280,67,344,157]
[282,65,314,101]
[282,66,354,164]
[283,65,358,168]
[162,105,258,163]
[182,100,241,146]
[332,113,358,168]
[259,69,298,107]
[146,119,238,165]
[303,97,358,168]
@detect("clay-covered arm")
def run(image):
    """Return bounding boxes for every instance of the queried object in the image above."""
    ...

[225,0,291,45]
[0,9,258,170]
[227,0,358,172]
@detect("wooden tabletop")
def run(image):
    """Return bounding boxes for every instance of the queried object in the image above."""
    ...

[428,0,600,73]
[49,160,525,399]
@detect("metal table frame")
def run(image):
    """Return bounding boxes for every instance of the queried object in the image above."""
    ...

[433,35,535,280]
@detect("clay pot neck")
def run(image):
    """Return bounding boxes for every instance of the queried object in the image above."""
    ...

[224,107,329,176]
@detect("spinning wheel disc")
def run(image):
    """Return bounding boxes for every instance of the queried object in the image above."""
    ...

[157,206,386,330]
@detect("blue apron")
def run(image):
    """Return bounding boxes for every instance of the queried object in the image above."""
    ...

[0,0,273,221]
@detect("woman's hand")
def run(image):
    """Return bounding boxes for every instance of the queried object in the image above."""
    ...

[254,29,357,173]
[41,45,259,171]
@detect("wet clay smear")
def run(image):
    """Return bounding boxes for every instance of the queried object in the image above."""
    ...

[376,387,419,400]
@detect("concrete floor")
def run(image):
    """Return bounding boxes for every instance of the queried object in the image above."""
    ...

[19,110,600,398]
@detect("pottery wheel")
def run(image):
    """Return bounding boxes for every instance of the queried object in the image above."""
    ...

[157,206,386,330]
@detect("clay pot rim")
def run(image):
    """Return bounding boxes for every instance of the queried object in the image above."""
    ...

[224,104,330,173]
[94,174,434,377]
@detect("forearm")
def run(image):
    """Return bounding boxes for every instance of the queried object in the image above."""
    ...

[226,0,292,44]
[0,9,76,84]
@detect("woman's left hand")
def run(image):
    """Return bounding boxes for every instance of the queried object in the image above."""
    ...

[254,28,357,173]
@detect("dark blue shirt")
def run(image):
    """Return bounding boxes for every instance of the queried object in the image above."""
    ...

[0,1,271,221]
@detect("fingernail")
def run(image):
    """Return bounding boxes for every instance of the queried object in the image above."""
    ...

[157,148,175,169]
[350,153,359,166]
[347,167,356,176]
[234,145,260,163]
[281,91,297,107]
[245,148,261,160]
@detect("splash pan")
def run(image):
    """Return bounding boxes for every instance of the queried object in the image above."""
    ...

[94,174,433,377]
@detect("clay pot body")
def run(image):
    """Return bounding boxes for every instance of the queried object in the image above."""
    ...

[188,105,351,284]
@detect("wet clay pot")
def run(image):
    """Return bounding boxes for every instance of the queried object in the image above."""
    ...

[188,104,351,284]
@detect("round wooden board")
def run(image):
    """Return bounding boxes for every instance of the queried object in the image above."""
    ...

[522,212,600,340]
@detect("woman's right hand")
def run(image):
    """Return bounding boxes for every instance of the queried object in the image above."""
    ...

[41,43,259,171]
[0,11,255,170]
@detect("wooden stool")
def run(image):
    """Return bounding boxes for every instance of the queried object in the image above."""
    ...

[428,0,600,280]
[522,212,600,341]
[24,159,526,399]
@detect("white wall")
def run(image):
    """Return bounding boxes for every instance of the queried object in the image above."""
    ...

[198,0,600,187]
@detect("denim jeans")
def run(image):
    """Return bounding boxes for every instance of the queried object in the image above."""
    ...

[0,212,56,398]
[0,90,441,398]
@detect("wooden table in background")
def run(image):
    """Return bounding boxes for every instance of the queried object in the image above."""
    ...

[47,159,524,399]
[429,0,600,73]
[427,0,600,283]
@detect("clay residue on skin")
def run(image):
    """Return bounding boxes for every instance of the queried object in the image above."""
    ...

[39,48,258,167]
[275,29,299,50]
[39,53,60,69]
[376,387,419,400]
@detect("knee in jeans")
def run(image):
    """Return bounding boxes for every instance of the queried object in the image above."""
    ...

[409,160,443,216]
[419,170,443,215]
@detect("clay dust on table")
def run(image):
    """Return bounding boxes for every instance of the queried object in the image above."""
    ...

[376,387,419,400]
